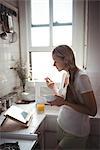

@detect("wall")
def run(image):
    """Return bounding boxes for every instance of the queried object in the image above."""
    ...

[18,0,30,64]
[72,0,85,68]
[18,0,100,116]
[0,0,100,116]
[87,1,100,116]
[73,0,100,116]
[4,0,18,8]
[0,0,20,97]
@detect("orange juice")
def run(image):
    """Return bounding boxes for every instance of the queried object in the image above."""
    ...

[36,103,45,112]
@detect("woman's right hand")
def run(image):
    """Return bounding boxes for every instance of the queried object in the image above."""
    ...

[48,95,66,106]
[44,77,55,89]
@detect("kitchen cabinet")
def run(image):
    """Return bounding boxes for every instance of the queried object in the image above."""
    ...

[86,118,100,149]
[35,115,58,150]
[35,118,45,149]
[44,115,58,150]
[44,131,57,150]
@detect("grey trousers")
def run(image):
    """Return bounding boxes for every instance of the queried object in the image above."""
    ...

[57,124,88,150]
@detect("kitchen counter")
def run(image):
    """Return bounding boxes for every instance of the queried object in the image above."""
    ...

[0,102,59,132]
[0,103,59,150]
[0,102,99,133]
[0,102,100,150]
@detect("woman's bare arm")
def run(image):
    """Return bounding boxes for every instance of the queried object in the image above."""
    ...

[66,91,97,116]
[49,91,97,117]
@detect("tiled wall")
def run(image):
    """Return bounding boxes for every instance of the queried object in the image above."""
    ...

[0,1,20,97]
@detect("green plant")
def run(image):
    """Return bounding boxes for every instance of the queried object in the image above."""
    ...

[11,61,28,92]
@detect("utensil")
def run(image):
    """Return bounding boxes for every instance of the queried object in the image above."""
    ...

[9,31,17,43]
[0,32,8,40]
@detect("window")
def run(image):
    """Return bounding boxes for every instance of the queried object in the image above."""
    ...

[29,0,73,82]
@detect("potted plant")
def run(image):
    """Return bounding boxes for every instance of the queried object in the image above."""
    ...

[10,61,28,92]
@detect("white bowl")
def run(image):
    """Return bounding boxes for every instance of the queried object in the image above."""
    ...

[43,95,56,102]
[21,92,35,101]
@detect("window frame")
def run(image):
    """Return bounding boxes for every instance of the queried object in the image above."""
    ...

[25,0,86,80]
[29,0,73,52]
[27,0,73,80]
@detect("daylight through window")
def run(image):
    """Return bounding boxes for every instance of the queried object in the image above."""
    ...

[30,0,73,82]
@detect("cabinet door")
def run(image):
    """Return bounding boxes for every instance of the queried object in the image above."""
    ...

[44,115,58,149]
[35,119,45,149]
[44,131,57,150]
[45,115,57,131]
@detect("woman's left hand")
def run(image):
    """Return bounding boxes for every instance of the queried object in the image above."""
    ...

[48,96,65,106]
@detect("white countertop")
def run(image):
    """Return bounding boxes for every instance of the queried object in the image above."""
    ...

[0,103,59,150]
[0,103,59,133]
[0,102,100,134]
[14,103,59,133]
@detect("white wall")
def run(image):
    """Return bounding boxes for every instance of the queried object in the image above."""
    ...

[72,0,85,68]
[86,1,100,116]
[73,0,100,116]
[0,0,20,97]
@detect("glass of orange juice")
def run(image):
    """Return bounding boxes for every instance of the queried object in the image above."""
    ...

[36,103,45,112]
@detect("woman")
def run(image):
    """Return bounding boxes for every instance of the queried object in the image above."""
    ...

[45,45,97,150]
